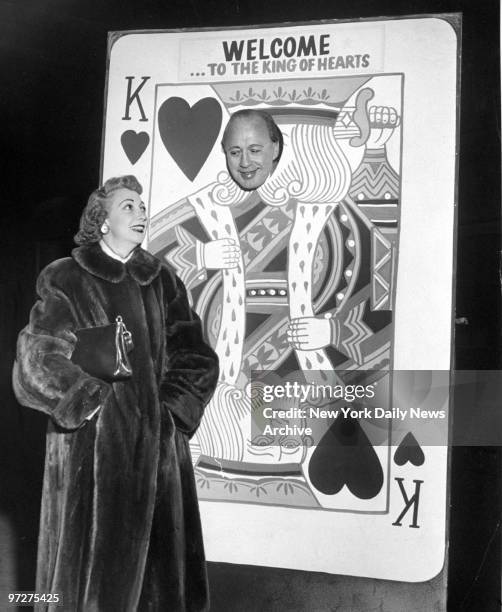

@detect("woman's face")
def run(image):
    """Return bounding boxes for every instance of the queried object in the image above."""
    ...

[104,188,147,251]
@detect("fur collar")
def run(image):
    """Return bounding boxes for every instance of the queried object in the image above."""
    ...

[72,243,161,285]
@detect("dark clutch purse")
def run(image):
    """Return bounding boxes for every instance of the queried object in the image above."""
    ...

[71,316,134,381]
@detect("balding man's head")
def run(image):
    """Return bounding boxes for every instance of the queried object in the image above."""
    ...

[221,110,283,191]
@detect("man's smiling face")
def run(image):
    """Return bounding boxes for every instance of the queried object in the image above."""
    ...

[223,115,279,191]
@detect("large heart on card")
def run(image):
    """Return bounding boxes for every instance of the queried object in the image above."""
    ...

[157,97,222,181]
[308,415,384,499]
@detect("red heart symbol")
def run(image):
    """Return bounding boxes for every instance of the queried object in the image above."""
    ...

[121,130,149,165]
[158,97,222,181]
[308,415,384,499]
[394,432,425,466]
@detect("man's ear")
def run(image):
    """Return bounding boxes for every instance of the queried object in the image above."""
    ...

[272,141,280,162]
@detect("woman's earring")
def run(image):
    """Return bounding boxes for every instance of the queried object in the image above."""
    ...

[101,222,109,235]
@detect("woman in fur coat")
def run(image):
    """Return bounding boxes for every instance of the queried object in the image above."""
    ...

[13,175,219,611]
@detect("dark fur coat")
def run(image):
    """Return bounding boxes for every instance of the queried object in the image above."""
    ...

[13,243,219,611]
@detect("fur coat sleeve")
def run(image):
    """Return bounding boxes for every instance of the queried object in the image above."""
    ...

[159,270,219,438]
[12,260,111,430]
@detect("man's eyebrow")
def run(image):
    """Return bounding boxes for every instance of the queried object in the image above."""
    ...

[119,198,135,205]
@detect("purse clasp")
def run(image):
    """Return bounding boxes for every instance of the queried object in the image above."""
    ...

[114,316,133,378]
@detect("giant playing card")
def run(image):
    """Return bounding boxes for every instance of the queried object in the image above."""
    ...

[101,16,459,580]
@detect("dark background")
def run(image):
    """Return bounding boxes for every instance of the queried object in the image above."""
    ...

[0,1,500,610]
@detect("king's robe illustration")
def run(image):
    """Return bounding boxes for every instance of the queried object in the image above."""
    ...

[148,75,401,509]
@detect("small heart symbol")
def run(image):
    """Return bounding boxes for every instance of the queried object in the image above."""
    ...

[158,97,222,181]
[121,130,149,165]
[394,432,425,466]
[309,415,384,499]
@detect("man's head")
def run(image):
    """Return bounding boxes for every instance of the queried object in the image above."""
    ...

[221,110,283,191]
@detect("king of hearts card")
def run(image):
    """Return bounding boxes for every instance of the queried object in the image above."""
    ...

[101,16,459,581]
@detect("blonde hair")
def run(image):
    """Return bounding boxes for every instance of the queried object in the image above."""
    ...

[74,175,143,245]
